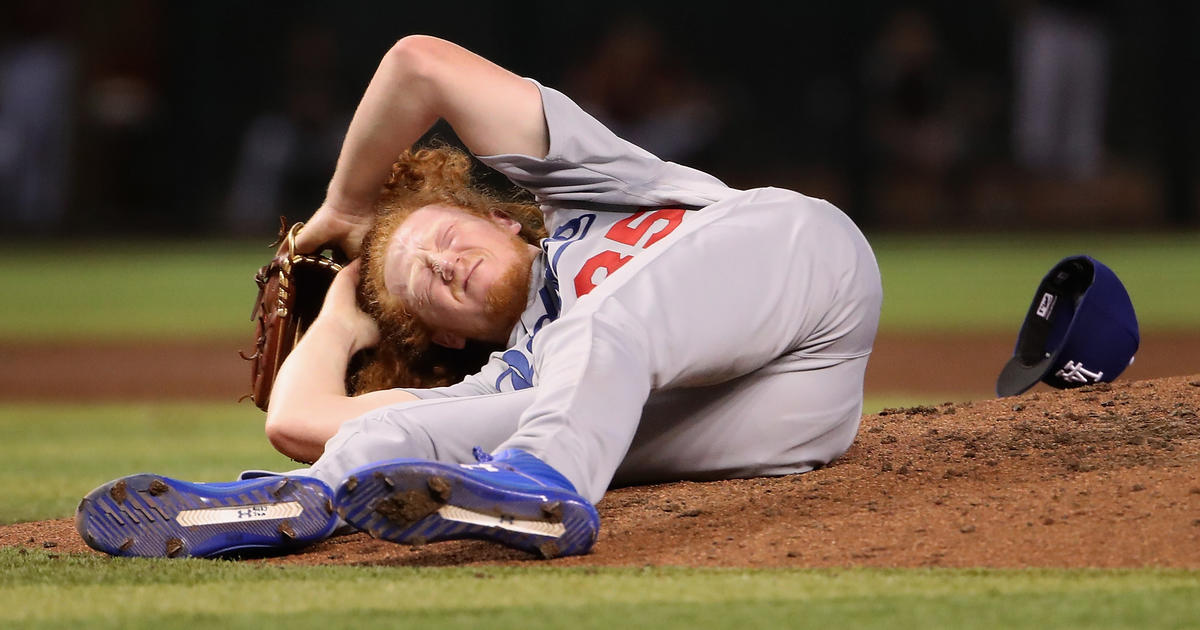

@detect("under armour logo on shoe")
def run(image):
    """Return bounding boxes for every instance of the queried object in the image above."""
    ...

[1056,360,1104,384]
[236,506,273,520]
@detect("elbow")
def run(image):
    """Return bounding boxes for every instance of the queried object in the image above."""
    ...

[263,412,292,450]
[264,410,321,464]
[383,35,449,87]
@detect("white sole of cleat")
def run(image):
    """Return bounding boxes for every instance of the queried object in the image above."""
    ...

[435,504,567,537]
[175,502,305,527]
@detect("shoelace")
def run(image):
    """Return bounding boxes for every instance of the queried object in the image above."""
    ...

[472,446,494,463]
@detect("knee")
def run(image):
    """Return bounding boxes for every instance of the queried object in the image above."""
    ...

[309,408,438,487]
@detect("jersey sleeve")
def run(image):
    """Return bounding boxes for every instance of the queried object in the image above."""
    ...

[475,80,739,210]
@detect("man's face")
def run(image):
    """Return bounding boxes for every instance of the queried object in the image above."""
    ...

[382,204,536,348]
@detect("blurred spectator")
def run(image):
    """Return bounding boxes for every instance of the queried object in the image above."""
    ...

[225,24,350,235]
[562,15,725,165]
[0,1,76,233]
[73,0,167,233]
[861,8,966,177]
[1011,0,1111,180]
[859,7,1009,226]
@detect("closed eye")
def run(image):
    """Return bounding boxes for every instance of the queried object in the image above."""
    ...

[411,265,434,308]
[422,266,454,306]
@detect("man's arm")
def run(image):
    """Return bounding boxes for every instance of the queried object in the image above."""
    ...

[264,261,419,463]
[296,35,549,256]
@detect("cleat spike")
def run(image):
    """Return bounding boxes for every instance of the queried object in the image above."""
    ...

[324,497,334,515]
[537,541,560,559]
[541,501,563,521]
[165,537,184,558]
[109,480,127,503]
[344,476,358,493]
[147,479,169,496]
[374,471,395,489]
[278,521,297,540]
[119,537,134,552]
[273,477,298,496]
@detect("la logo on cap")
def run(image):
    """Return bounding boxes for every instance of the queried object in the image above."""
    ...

[1054,360,1104,385]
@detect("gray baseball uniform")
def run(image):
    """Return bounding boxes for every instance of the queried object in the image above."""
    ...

[294,81,882,504]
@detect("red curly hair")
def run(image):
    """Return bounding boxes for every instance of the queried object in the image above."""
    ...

[349,144,546,394]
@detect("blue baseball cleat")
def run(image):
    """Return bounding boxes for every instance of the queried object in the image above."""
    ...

[334,449,600,559]
[75,474,339,558]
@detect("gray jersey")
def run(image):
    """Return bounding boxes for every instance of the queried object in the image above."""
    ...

[304,81,883,504]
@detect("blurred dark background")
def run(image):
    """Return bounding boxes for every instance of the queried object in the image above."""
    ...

[1,0,1196,238]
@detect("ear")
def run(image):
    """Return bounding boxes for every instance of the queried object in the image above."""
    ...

[489,209,522,235]
[431,329,467,349]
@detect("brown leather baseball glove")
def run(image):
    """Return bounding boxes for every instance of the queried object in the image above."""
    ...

[240,220,345,411]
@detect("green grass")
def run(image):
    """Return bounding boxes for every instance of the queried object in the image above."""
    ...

[0,403,296,524]
[868,231,1200,332]
[0,232,1196,341]
[0,239,270,341]
[2,550,1197,629]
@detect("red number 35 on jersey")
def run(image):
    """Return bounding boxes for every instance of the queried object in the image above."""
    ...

[573,208,686,297]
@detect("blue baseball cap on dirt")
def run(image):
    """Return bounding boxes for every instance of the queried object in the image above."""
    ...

[996,255,1139,397]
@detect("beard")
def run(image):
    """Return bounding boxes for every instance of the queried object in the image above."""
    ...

[482,237,537,338]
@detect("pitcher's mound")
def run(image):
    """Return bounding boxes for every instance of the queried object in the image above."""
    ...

[5,374,1199,568]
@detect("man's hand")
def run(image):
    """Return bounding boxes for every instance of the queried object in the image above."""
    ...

[314,259,380,355]
[294,203,375,259]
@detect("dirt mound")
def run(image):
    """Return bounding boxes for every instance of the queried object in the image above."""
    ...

[6,374,1199,567]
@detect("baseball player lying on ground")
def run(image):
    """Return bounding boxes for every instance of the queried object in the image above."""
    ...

[76,35,882,559]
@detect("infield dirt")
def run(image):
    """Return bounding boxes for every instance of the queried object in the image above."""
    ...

[3,367,1198,568]
[2,331,1198,402]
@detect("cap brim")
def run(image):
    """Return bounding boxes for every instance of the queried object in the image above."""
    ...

[996,353,1056,397]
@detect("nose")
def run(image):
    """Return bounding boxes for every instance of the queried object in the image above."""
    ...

[430,256,453,282]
